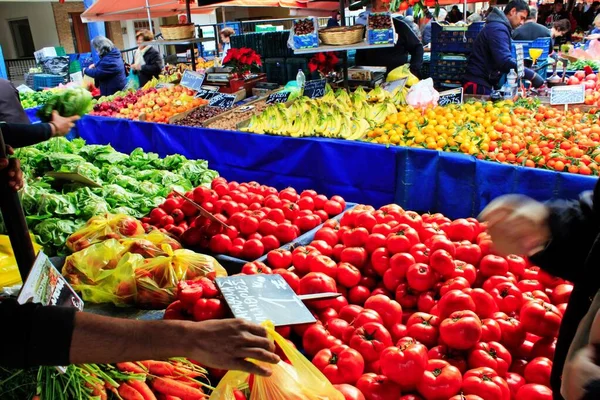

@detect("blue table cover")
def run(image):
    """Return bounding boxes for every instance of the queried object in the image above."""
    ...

[77,116,598,219]
[25,107,40,124]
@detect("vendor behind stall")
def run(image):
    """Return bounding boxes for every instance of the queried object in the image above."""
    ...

[355,0,424,76]
[464,0,545,95]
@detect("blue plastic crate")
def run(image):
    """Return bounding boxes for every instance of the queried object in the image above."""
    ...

[431,22,484,53]
[430,54,469,82]
[511,37,552,61]
[33,74,64,90]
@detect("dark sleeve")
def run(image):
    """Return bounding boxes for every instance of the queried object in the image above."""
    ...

[0,299,76,368]
[582,379,600,400]
[0,122,52,148]
[396,19,424,72]
[489,27,518,73]
[0,80,30,124]
[141,49,162,76]
[529,182,600,283]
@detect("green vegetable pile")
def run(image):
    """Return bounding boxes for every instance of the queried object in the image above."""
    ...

[37,88,93,122]
[8,138,219,256]
[567,59,600,71]
[19,91,55,109]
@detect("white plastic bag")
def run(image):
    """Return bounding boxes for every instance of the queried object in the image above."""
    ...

[406,78,440,109]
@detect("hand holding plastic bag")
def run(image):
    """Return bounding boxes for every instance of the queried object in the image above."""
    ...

[210,322,344,400]
[406,78,440,109]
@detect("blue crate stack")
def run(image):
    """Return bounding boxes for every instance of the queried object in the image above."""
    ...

[430,22,484,88]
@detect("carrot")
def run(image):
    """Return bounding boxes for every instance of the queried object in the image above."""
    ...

[157,395,182,400]
[151,377,205,399]
[174,367,202,378]
[128,380,158,400]
[118,383,145,400]
[117,362,148,374]
[92,382,108,400]
[140,361,176,376]
[172,377,202,389]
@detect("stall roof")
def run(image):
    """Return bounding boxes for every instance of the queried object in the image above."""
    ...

[81,0,339,22]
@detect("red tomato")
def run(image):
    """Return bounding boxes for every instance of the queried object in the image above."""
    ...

[327,318,351,340]
[530,337,556,359]
[275,222,298,244]
[313,345,365,385]
[429,249,454,277]
[386,225,420,254]
[417,359,462,400]
[334,384,366,400]
[440,277,471,296]
[479,255,509,278]
[552,283,573,305]
[341,247,369,268]
[480,318,502,342]
[438,289,477,319]
[440,310,482,350]
[520,299,562,338]
[410,243,430,264]
[395,283,419,309]
[356,373,402,400]
[343,227,370,247]
[349,322,393,362]
[428,345,468,374]
[406,263,437,291]
[451,260,477,285]
[336,262,362,288]
[302,323,342,357]
[463,288,498,318]
[517,279,544,292]
[455,243,482,267]
[389,252,415,280]
[298,272,337,296]
[380,337,428,391]
[417,290,438,313]
[266,249,292,269]
[448,396,484,400]
[429,236,456,256]
[192,298,226,321]
[364,294,402,329]
[462,367,510,400]
[506,255,526,278]
[490,282,524,314]
[241,261,272,275]
[493,312,526,350]
[515,383,552,400]
[467,341,512,377]
[355,211,377,232]
[349,286,372,306]
[272,269,299,292]
[324,200,344,216]
[209,234,233,254]
[505,372,526,398]
[310,255,338,278]
[339,304,364,323]
[406,312,440,348]
[524,357,552,387]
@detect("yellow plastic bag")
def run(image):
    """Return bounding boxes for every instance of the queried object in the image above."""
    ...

[62,239,127,285]
[66,213,144,252]
[0,235,42,288]
[209,322,344,400]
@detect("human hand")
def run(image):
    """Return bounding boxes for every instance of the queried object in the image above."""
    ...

[562,345,600,400]
[479,195,551,256]
[50,111,80,136]
[185,319,280,376]
[131,64,141,71]
[0,146,23,191]
[88,64,95,69]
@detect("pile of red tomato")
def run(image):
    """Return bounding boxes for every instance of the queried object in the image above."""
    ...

[167,203,571,400]
[144,178,346,260]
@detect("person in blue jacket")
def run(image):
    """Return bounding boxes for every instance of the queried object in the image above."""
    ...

[83,36,126,96]
[463,0,545,95]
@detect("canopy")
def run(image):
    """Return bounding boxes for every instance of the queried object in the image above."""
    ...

[81,0,339,22]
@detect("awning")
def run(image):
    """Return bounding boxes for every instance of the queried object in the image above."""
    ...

[81,0,340,22]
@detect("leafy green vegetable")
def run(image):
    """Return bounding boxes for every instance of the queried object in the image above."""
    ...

[37,88,93,122]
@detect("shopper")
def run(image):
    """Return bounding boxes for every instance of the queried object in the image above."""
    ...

[219,27,235,59]
[83,36,126,96]
[463,0,545,95]
[479,179,600,400]
[0,111,78,149]
[327,11,341,27]
[552,18,572,39]
[591,13,600,34]
[422,9,448,45]
[0,78,30,124]
[546,0,570,26]
[404,15,422,41]
[513,7,552,40]
[584,1,600,30]
[131,29,163,89]
[446,5,463,23]
[356,0,423,76]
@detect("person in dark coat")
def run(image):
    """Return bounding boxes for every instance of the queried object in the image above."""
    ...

[513,7,551,40]
[83,36,126,96]
[327,11,341,27]
[463,0,545,95]
[480,179,600,400]
[131,29,163,88]
[356,0,423,77]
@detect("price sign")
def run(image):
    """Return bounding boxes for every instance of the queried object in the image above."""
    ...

[195,88,218,100]
[216,274,316,326]
[438,88,464,106]
[209,93,237,108]
[180,70,205,92]
[550,84,585,105]
[155,83,174,89]
[266,91,291,104]
[515,43,525,78]
[303,78,326,99]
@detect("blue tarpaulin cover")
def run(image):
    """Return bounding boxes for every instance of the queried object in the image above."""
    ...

[77,116,598,219]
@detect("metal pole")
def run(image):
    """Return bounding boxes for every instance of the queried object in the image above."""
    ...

[186,0,196,71]
[0,128,36,282]
[340,0,349,88]
[221,6,226,23]
[146,0,153,33]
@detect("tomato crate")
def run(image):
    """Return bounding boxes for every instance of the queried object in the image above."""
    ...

[431,22,484,53]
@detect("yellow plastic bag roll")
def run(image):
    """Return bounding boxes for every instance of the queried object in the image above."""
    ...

[209,322,344,400]
[0,235,42,288]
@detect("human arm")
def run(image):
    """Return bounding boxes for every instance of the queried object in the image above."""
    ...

[84,60,111,79]
[488,28,518,73]
[395,18,424,75]
[0,112,79,148]
[480,185,600,283]
[141,48,163,76]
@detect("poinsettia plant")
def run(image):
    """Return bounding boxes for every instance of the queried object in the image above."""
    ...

[308,52,339,76]
[223,47,262,76]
